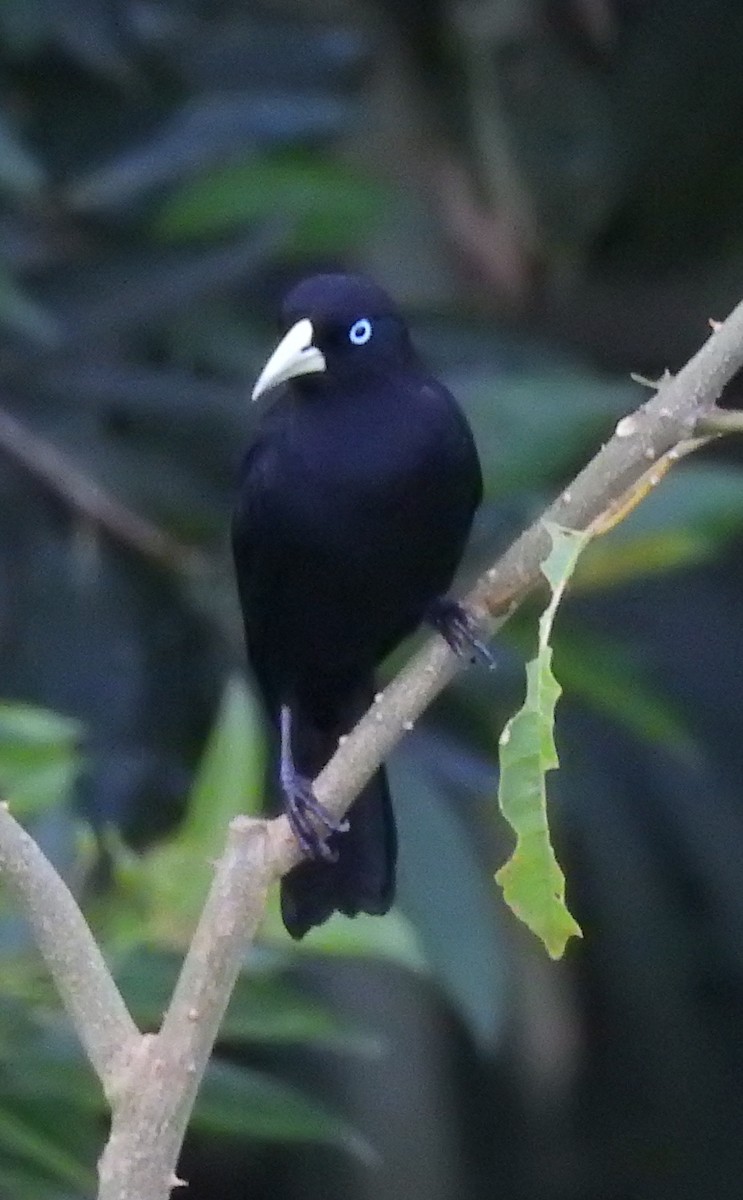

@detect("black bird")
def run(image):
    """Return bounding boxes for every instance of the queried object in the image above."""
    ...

[232,273,487,939]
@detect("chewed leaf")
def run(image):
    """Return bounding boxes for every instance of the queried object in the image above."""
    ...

[539,522,593,626]
[495,653,581,957]
[495,524,588,958]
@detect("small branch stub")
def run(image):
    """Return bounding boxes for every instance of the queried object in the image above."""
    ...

[695,409,743,437]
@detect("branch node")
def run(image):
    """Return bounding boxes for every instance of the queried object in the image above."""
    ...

[615,414,638,438]
[630,368,672,390]
[103,1033,151,1107]
[228,813,262,837]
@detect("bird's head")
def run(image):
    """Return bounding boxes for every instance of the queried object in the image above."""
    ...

[251,273,415,402]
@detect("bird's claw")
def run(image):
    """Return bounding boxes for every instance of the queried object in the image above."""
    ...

[428,599,496,670]
[281,769,349,861]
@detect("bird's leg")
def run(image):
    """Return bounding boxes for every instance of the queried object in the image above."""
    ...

[427,598,496,669]
[279,705,349,861]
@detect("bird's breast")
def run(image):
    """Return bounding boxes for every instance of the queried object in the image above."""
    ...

[241,378,480,675]
[281,405,467,553]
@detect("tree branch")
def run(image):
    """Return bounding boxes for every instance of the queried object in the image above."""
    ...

[98,817,272,1199]
[3,298,743,1199]
[0,804,138,1093]
[271,295,743,858]
[695,408,743,436]
[0,403,208,576]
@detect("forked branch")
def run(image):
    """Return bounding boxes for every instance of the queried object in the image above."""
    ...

[1,300,743,1199]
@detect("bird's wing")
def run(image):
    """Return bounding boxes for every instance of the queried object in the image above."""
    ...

[427,377,484,510]
[231,432,286,698]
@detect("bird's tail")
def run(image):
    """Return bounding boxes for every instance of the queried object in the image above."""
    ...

[279,687,397,940]
[281,766,396,939]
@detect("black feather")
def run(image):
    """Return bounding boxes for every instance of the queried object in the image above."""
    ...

[232,273,482,936]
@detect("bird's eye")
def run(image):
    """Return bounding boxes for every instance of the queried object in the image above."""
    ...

[348,318,372,346]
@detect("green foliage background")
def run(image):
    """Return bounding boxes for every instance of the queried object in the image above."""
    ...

[2,1,743,1198]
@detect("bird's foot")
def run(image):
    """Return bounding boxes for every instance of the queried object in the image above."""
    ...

[428,598,496,669]
[280,766,349,861]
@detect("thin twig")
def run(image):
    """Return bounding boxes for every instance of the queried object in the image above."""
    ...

[695,408,743,436]
[0,404,207,575]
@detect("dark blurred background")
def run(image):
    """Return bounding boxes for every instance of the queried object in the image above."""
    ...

[2,1,743,1197]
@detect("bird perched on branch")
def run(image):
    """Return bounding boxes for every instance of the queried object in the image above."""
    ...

[232,273,488,939]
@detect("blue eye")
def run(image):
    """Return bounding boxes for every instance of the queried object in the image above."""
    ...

[348,318,372,345]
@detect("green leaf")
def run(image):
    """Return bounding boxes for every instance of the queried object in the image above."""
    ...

[179,673,265,845]
[0,1017,103,1193]
[0,1162,81,1200]
[195,1058,374,1162]
[495,523,586,958]
[0,704,82,745]
[154,154,386,254]
[459,369,635,498]
[222,969,377,1052]
[391,741,509,1048]
[116,948,375,1051]
[260,884,427,972]
[126,674,265,945]
[0,702,84,816]
[553,629,696,754]
[574,463,743,590]
[0,1101,94,1194]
